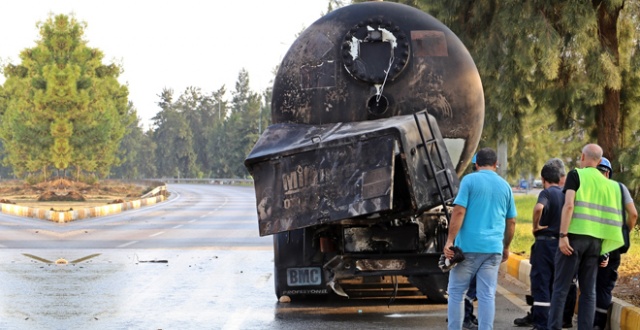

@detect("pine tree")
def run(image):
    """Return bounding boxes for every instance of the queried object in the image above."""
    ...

[0,14,133,181]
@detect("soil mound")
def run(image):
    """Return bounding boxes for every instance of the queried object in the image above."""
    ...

[38,190,86,202]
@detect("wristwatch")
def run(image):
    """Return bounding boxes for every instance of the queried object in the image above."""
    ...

[559,233,568,238]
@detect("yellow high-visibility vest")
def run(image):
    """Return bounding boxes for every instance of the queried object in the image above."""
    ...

[570,167,624,254]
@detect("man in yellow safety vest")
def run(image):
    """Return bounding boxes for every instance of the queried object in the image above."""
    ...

[547,144,624,330]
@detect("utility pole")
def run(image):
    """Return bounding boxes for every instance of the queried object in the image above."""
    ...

[497,111,508,179]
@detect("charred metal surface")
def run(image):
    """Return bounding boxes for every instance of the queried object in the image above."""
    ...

[244,1,484,301]
[343,225,419,253]
[270,1,484,174]
[342,18,410,84]
[246,122,396,236]
[355,259,406,271]
[245,113,458,236]
[323,253,443,280]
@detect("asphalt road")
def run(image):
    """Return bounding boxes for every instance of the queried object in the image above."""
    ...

[0,184,532,329]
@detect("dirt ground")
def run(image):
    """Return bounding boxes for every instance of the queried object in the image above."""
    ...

[0,179,148,210]
[613,257,640,306]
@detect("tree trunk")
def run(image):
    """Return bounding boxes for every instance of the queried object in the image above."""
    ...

[594,1,623,163]
[596,88,620,161]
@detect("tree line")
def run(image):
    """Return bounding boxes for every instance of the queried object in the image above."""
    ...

[109,69,271,180]
[384,0,640,199]
[0,14,270,183]
[4,2,640,201]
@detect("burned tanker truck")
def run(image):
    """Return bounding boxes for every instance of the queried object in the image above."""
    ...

[244,1,483,303]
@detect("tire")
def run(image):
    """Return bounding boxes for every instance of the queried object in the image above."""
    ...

[273,230,301,299]
[272,228,327,300]
[408,273,449,303]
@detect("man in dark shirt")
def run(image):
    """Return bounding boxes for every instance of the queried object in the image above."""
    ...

[514,158,566,329]
[593,157,638,329]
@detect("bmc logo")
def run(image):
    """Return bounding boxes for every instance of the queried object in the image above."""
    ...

[287,267,322,286]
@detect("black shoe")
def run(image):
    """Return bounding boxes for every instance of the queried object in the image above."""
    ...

[462,320,478,330]
[466,314,478,326]
[562,321,573,328]
[514,312,533,327]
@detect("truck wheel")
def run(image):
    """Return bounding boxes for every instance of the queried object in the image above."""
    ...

[272,229,327,300]
[408,273,449,303]
[273,230,301,299]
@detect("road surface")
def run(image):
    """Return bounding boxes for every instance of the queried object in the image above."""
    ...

[0,184,532,329]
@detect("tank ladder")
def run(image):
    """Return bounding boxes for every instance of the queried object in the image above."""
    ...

[412,110,455,222]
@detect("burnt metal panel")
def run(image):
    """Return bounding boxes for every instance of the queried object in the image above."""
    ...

[248,134,395,236]
[343,225,419,253]
[245,113,459,236]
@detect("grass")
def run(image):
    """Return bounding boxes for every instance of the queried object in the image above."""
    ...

[510,194,538,255]
[511,194,640,276]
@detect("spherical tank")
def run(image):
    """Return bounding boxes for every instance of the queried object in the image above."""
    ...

[271,1,484,175]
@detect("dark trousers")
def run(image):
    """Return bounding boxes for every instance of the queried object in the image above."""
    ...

[564,279,577,325]
[530,238,557,329]
[528,238,576,329]
[594,249,621,328]
[548,234,602,330]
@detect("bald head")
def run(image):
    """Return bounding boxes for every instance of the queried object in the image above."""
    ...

[581,144,603,168]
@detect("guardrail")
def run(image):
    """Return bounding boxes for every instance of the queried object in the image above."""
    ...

[156,178,253,185]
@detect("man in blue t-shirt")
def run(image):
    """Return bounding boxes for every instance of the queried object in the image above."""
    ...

[444,147,517,330]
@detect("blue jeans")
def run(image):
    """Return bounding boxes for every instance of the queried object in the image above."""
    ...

[447,253,502,330]
[465,275,477,322]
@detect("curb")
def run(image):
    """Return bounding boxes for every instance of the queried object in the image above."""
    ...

[0,185,167,223]
[0,195,166,222]
[502,254,640,330]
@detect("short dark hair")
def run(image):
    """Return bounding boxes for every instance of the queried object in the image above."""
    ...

[475,147,497,167]
[541,163,562,184]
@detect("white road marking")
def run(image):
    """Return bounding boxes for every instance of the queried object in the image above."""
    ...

[172,224,183,229]
[222,307,252,330]
[117,240,138,248]
[149,231,165,237]
[497,284,529,312]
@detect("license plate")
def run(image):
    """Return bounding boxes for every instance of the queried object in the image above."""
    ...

[286,267,322,286]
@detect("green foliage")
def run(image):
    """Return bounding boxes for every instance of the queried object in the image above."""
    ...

[510,194,539,255]
[109,103,156,179]
[0,14,132,181]
[128,68,267,180]
[13,1,636,189]
[412,0,640,188]
[151,89,198,178]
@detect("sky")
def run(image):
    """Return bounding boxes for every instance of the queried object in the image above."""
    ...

[0,0,331,128]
